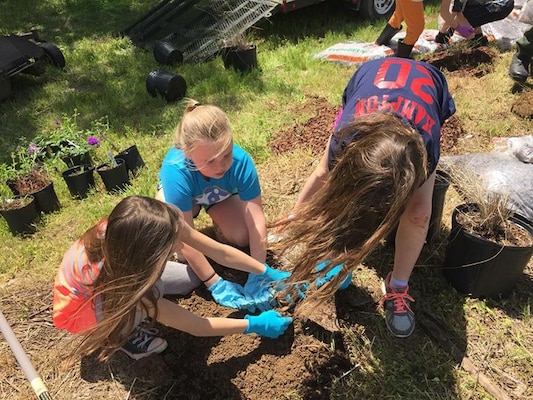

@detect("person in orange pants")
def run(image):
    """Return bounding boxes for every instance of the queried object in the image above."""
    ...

[375,0,425,58]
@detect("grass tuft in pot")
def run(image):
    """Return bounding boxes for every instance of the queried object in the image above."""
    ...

[445,164,514,243]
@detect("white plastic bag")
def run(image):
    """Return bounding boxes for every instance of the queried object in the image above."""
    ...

[481,19,532,49]
[518,0,533,24]
[508,135,533,163]
[440,152,533,220]
[492,134,533,163]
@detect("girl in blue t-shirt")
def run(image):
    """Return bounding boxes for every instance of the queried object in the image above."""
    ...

[157,99,268,296]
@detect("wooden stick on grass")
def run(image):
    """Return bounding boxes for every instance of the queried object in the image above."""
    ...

[0,310,53,400]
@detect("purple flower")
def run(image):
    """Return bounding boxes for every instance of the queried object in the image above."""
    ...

[87,136,100,147]
[27,142,41,155]
[54,119,61,126]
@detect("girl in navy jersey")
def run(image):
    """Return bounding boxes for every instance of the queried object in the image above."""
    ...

[272,57,456,338]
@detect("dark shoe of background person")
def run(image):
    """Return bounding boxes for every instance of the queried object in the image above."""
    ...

[375,23,402,46]
[470,33,489,47]
[396,39,414,58]
[435,27,454,45]
[509,54,530,82]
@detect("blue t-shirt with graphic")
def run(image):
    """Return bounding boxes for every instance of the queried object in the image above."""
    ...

[330,57,456,174]
[159,143,261,212]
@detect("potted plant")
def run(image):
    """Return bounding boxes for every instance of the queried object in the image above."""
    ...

[0,184,40,236]
[95,154,130,194]
[35,111,93,168]
[83,128,131,194]
[115,144,145,176]
[1,143,60,214]
[441,165,533,299]
[220,31,258,73]
[62,164,96,200]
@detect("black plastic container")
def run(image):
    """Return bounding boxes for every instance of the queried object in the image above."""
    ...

[62,164,96,199]
[0,195,40,235]
[115,145,145,176]
[221,45,258,73]
[442,204,533,299]
[146,69,187,102]
[153,40,183,65]
[427,169,451,242]
[96,158,130,193]
[32,182,61,214]
[62,152,92,168]
[387,169,451,245]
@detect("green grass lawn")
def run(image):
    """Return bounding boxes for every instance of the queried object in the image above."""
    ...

[1,0,532,399]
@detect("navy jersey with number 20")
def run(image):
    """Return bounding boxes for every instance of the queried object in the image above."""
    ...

[332,57,456,173]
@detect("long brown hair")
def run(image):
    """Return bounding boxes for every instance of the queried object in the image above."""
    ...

[75,196,183,360]
[272,112,427,314]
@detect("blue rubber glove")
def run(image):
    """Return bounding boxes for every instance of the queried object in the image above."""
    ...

[245,264,291,290]
[244,310,292,338]
[244,264,291,312]
[208,277,255,310]
[315,261,352,290]
[280,262,352,306]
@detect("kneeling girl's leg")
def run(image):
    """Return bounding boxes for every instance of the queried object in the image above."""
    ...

[207,195,249,247]
[158,261,202,296]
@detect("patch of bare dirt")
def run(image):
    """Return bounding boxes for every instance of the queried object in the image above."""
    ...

[0,276,371,400]
[511,89,533,119]
[269,96,338,156]
[268,96,467,157]
[420,46,498,78]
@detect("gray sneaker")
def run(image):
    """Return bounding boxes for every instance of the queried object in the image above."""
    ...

[120,323,168,360]
[382,272,415,338]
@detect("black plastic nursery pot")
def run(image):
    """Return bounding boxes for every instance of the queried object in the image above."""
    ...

[115,145,145,176]
[146,69,187,102]
[153,40,183,65]
[427,169,451,242]
[6,179,20,195]
[62,152,92,169]
[0,195,40,235]
[221,44,258,73]
[96,158,130,193]
[442,203,533,299]
[32,181,61,214]
[62,164,96,200]
[387,169,450,245]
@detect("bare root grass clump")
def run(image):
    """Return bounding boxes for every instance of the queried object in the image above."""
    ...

[444,164,532,247]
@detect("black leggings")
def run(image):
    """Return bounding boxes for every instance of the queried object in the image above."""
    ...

[463,0,514,28]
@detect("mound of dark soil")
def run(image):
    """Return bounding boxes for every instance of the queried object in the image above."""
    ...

[511,89,533,119]
[420,46,498,78]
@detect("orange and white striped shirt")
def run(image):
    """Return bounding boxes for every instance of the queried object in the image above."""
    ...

[53,239,104,334]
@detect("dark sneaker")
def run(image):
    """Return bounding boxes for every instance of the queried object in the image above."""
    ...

[435,27,454,45]
[470,33,488,47]
[120,324,168,360]
[382,272,415,338]
[509,54,530,82]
